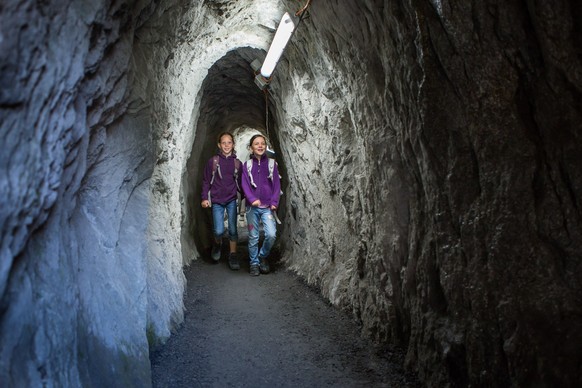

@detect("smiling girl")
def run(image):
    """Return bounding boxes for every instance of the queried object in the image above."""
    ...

[241,134,281,276]
[201,132,242,270]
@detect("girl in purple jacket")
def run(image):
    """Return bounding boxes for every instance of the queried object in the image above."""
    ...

[201,132,242,270]
[241,134,281,276]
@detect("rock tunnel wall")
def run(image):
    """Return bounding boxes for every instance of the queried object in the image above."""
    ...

[272,0,582,386]
[0,0,580,386]
[1,1,155,386]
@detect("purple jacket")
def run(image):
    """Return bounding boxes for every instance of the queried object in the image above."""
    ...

[241,154,281,208]
[201,152,241,205]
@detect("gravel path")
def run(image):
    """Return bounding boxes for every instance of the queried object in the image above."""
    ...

[150,249,418,387]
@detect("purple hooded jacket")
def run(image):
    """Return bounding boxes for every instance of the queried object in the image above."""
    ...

[241,153,281,208]
[201,152,241,205]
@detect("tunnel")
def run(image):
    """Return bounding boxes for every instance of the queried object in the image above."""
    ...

[1,0,581,387]
[183,46,287,260]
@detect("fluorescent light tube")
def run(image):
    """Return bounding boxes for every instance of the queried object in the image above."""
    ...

[260,12,296,78]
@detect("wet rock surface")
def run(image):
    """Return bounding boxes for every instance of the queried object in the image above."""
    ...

[151,254,419,387]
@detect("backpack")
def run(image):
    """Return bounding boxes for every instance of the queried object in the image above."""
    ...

[208,155,241,205]
[244,157,279,189]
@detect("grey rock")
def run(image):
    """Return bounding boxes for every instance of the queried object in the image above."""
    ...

[1,0,580,386]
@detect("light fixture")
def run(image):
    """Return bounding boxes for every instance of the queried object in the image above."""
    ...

[261,12,296,78]
[251,1,312,90]
[252,12,296,90]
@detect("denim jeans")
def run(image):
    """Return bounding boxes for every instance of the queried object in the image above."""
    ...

[246,207,277,266]
[211,199,238,241]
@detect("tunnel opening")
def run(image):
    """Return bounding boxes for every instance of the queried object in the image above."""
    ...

[182,46,287,264]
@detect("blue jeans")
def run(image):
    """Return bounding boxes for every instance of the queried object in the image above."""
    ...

[246,207,277,266]
[211,199,238,241]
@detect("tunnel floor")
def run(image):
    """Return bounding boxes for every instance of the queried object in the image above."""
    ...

[150,243,419,387]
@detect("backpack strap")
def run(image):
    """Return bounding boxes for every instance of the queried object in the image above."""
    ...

[234,159,240,177]
[209,155,225,205]
[209,155,222,186]
[268,158,274,180]
[234,159,241,192]
[267,158,284,196]
[245,160,257,188]
[267,158,283,180]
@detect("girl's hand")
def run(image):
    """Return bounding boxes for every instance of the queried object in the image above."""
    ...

[251,200,261,207]
[270,205,277,211]
[201,200,210,208]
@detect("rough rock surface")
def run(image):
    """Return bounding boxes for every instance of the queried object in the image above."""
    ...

[274,1,582,386]
[1,1,153,385]
[0,0,580,386]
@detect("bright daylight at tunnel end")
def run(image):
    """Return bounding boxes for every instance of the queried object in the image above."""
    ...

[1,0,581,387]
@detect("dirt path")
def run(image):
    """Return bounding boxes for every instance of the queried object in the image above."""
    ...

[150,250,418,387]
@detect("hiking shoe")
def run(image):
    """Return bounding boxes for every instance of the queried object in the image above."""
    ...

[211,244,221,262]
[249,264,260,276]
[259,257,270,274]
[228,253,240,270]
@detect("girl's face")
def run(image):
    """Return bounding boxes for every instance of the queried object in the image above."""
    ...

[218,135,234,156]
[250,136,267,157]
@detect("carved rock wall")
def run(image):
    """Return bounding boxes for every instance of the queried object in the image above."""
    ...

[0,0,155,385]
[0,0,580,386]
[274,0,582,386]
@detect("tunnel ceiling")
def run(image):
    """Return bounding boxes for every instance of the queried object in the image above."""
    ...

[199,47,268,132]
